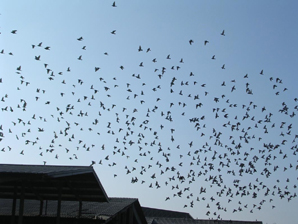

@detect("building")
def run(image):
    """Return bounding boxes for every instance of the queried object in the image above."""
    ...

[0,164,262,224]
[142,207,263,224]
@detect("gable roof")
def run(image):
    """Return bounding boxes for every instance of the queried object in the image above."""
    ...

[0,164,109,202]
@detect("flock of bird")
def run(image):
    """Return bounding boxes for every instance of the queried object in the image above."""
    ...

[1,2,298,220]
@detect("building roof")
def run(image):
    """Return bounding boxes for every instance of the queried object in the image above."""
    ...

[142,207,193,219]
[142,207,262,224]
[0,164,109,202]
[145,218,262,224]
[0,197,138,219]
[0,163,93,177]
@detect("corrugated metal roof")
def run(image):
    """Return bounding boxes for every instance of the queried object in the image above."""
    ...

[146,218,200,224]
[0,197,138,219]
[142,207,193,219]
[0,164,93,178]
[146,218,262,224]
[0,164,109,202]
[142,207,262,224]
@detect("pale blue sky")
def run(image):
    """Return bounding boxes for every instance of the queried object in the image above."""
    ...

[1,1,298,224]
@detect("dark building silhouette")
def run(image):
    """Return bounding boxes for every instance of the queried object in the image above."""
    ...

[0,164,262,224]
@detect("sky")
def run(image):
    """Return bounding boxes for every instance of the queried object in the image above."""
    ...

[0,1,298,224]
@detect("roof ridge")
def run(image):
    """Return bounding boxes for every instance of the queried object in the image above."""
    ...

[109,197,138,200]
[0,163,92,169]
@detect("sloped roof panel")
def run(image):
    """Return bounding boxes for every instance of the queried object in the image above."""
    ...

[0,164,109,202]
[0,198,138,219]
[142,207,193,219]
